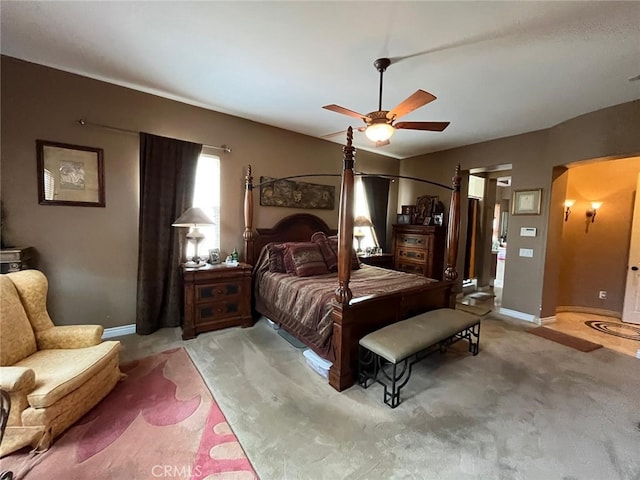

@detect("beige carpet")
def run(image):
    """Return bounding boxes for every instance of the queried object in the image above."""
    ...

[117,314,640,480]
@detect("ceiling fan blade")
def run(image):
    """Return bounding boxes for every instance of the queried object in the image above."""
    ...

[323,104,370,122]
[387,90,437,121]
[394,121,450,132]
[375,139,390,147]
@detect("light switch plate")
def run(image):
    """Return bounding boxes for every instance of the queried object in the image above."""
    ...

[519,248,534,258]
[520,227,537,237]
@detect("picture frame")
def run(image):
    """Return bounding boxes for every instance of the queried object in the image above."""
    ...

[433,213,444,226]
[259,176,335,210]
[36,140,105,207]
[396,214,412,225]
[415,195,438,224]
[512,189,542,215]
[423,216,432,226]
[208,248,221,265]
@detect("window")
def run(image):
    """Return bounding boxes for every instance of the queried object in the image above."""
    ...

[353,178,378,251]
[186,154,220,260]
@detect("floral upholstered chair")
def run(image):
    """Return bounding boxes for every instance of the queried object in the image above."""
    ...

[0,270,122,457]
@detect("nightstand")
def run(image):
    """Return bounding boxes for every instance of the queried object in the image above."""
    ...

[358,252,394,269]
[181,262,253,340]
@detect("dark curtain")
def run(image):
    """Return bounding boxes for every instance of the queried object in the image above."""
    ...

[361,176,391,251]
[136,133,202,334]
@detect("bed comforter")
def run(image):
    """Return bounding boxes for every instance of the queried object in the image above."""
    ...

[253,246,437,359]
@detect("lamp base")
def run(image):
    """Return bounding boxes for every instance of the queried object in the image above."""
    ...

[184,260,207,268]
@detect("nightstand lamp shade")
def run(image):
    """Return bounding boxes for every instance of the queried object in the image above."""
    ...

[353,215,374,253]
[172,207,215,267]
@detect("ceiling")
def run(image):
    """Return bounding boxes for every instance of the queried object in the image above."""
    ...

[2,1,639,159]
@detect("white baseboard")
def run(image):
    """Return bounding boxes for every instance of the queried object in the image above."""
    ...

[102,324,136,339]
[498,308,539,324]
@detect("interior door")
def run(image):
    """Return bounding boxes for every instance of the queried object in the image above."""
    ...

[622,173,640,324]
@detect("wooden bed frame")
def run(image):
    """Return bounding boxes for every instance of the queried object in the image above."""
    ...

[243,127,461,391]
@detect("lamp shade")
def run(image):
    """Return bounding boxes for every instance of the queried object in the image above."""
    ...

[353,215,374,228]
[365,123,394,142]
[172,207,214,227]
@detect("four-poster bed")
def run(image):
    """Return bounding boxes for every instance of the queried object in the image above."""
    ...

[243,127,461,391]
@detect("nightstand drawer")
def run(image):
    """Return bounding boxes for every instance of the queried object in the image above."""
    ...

[196,299,242,323]
[195,282,241,303]
[396,248,428,262]
[397,234,429,249]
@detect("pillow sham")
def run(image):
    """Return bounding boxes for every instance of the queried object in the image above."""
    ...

[288,242,329,277]
[311,231,338,272]
[267,243,287,273]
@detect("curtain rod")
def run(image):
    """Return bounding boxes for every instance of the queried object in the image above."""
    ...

[77,119,232,153]
[250,172,453,191]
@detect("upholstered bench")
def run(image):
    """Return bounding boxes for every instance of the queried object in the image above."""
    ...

[358,308,481,408]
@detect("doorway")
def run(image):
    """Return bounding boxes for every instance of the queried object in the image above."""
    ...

[464,168,512,297]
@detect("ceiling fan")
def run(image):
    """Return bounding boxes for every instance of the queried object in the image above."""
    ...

[322,58,450,146]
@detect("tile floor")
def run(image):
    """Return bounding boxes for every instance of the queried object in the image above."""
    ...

[545,311,640,359]
[461,286,639,359]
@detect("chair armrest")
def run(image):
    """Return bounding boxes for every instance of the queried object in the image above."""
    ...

[0,366,36,392]
[36,325,104,350]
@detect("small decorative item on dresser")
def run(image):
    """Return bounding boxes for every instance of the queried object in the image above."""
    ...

[208,248,221,264]
[396,214,412,225]
[181,262,253,339]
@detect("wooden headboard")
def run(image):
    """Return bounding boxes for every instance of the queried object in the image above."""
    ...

[244,213,337,266]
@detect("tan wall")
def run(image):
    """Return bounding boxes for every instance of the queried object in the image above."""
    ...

[557,157,640,314]
[0,56,398,328]
[400,100,640,318]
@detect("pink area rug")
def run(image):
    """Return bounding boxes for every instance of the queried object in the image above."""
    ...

[3,347,258,480]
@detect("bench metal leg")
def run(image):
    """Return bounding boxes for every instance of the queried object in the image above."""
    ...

[379,358,412,408]
[358,346,377,389]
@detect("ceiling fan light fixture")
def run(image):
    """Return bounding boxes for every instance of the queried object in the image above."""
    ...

[365,122,394,142]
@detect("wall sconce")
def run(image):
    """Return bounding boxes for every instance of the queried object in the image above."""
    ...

[564,199,575,221]
[584,201,602,233]
[586,201,602,223]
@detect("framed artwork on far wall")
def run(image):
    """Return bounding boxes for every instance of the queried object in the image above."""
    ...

[512,188,542,215]
[36,140,105,207]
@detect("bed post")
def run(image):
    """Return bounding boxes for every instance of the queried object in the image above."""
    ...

[444,164,461,283]
[334,127,355,305]
[243,165,254,263]
[329,128,356,392]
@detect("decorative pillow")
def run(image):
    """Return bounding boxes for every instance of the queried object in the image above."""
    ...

[283,244,296,275]
[267,243,287,273]
[288,242,329,277]
[328,235,360,270]
[311,231,338,272]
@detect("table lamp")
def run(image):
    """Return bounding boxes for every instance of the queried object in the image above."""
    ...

[172,207,215,267]
[353,215,373,253]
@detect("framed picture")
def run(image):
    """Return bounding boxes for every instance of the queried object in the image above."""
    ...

[36,140,105,207]
[208,248,221,265]
[433,213,444,226]
[423,216,432,226]
[415,195,438,224]
[397,214,412,225]
[512,189,542,215]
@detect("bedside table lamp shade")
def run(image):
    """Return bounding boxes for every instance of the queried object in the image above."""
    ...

[353,215,373,253]
[172,207,215,267]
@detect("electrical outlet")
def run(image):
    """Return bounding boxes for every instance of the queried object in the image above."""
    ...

[598,290,607,299]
